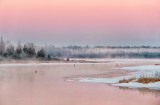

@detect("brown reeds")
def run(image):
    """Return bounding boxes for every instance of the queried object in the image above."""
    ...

[119,77,136,83]
[137,77,160,84]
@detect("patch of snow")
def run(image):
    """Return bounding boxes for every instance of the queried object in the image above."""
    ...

[77,65,160,90]
[79,78,121,84]
[122,65,160,72]
[113,82,160,90]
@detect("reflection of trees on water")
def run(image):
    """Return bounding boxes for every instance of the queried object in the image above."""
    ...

[118,86,160,98]
[0,65,47,84]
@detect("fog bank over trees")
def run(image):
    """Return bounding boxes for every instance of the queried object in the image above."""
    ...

[0,37,160,60]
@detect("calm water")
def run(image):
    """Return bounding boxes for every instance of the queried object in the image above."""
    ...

[0,63,159,105]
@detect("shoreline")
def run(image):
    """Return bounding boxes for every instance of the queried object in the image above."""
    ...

[0,58,159,105]
[72,65,160,91]
[0,58,160,91]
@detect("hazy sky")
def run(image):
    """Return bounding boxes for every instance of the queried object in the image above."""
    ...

[0,0,160,46]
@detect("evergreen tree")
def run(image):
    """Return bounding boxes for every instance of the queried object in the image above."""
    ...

[37,48,46,58]
[23,43,36,57]
[16,41,22,55]
[0,37,6,56]
[6,44,15,57]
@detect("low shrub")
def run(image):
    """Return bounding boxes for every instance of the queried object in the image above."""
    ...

[137,77,160,84]
[119,77,136,83]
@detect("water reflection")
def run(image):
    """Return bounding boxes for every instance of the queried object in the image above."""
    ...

[117,86,160,98]
[0,65,48,84]
[0,64,159,105]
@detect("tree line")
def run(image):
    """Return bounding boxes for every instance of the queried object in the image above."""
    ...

[0,37,48,60]
[0,37,160,59]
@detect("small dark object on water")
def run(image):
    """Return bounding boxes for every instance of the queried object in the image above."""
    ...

[116,62,119,67]
[35,70,37,73]
[67,58,70,61]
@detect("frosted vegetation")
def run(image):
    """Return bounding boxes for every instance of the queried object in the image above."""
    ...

[0,37,46,60]
[155,71,160,77]
[78,65,160,90]
[0,37,160,60]
[45,46,160,58]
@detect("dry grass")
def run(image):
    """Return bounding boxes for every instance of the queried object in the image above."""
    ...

[119,77,136,83]
[119,77,160,84]
[119,72,160,84]
[137,77,160,84]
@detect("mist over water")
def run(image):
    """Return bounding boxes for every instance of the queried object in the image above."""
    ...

[0,63,159,105]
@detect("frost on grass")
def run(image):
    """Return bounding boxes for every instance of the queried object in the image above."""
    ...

[118,72,160,84]
[78,65,160,90]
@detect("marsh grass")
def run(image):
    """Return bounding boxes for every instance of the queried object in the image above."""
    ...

[138,71,160,84]
[119,72,160,84]
[119,77,136,83]
[137,77,160,84]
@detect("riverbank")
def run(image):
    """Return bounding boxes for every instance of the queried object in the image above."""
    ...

[0,59,159,105]
[70,64,160,90]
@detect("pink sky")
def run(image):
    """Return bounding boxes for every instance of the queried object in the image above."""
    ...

[0,0,160,45]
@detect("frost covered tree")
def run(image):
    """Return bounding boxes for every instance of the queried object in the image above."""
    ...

[16,41,22,55]
[23,43,36,57]
[37,48,46,58]
[0,37,6,56]
[6,44,15,57]
[14,41,23,59]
